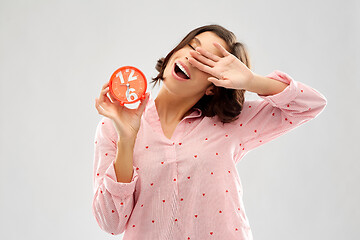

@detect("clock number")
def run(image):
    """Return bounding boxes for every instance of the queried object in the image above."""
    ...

[128,69,138,82]
[127,87,139,102]
[116,69,138,84]
[116,71,125,84]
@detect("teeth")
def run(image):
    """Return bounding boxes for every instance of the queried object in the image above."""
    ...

[176,62,190,78]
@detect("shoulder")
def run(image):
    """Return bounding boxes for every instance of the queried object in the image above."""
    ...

[96,116,118,142]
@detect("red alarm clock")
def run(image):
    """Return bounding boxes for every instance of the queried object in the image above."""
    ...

[108,66,147,106]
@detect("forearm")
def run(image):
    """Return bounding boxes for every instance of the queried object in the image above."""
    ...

[246,73,289,96]
[113,138,136,183]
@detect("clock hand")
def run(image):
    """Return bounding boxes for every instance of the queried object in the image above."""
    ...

[117,83,130,98]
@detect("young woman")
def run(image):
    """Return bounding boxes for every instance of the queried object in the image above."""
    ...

[93,24,327,239]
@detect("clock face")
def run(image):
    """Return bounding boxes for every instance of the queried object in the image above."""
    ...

[109,66,147,105]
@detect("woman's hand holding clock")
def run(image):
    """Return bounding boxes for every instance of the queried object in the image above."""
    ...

[95,81,150,141]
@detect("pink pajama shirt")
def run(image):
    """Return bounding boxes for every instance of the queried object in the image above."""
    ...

[92,70,327,239]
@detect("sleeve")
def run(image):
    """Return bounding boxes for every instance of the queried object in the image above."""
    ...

[233,70,327,163]
[92,116,139,235]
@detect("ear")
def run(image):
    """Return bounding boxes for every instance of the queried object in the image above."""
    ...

[205,85,215,96]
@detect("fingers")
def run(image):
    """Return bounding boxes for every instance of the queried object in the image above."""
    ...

[96,82,116,116]
[194,46,221,62]
[95,97,108,117]
[213,42,230,57]
[107,89,119,104]
[100,83,110,96]
[102,81,109,89]
[137,92,150,114]
[95,83,119,117]
[189,50,216,68]
[95,98,101,112]
[208,77,232,88]
[188,56,216,76]
[99,86,111,104]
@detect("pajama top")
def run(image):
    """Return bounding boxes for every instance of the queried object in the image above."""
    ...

[92,70,327,239]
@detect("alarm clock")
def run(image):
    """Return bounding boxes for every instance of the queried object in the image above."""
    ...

[108,66,147,106]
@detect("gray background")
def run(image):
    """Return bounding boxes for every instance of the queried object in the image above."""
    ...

[1,0,359,239]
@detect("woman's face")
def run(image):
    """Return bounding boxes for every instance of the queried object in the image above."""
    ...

[162,31,230,98]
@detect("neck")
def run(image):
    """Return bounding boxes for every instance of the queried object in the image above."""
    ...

[154,89,202,125]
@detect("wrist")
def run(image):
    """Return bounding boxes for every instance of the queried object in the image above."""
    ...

[244,73,257,92]
[118,135,136,145]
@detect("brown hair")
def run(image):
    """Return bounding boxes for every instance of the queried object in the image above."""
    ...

[150,24,252,125]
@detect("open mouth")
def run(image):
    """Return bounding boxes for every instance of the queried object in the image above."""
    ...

[174,63,190,80]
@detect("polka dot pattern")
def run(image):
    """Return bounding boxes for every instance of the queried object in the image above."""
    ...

[92,70,327,239]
